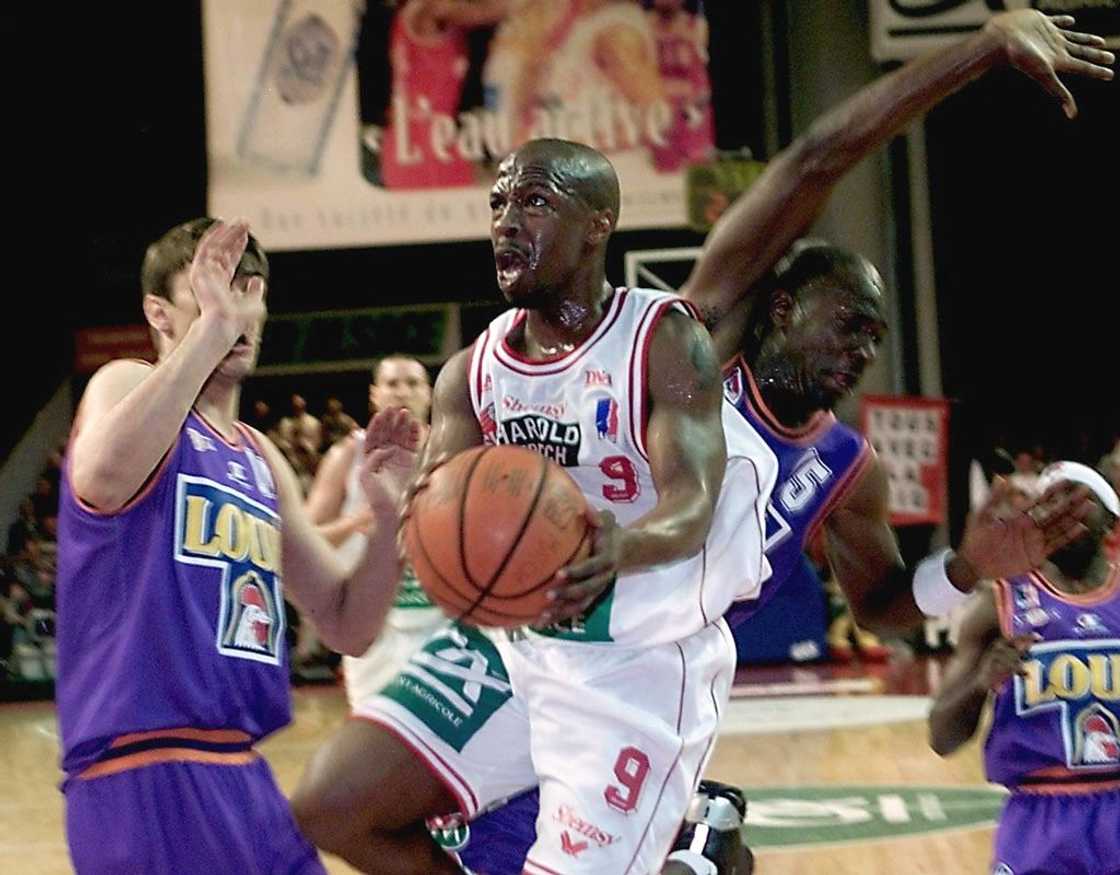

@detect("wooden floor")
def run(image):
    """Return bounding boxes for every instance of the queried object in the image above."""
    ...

[0,661,997,874]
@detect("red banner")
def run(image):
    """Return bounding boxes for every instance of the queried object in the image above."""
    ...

[860,395,949,526]
[74,325,156,375]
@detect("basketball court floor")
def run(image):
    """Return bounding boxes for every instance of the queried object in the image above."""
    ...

[0,655,1001,874]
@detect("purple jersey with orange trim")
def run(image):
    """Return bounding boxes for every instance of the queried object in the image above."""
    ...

[721,355,871,628]
[985,567,1120,788]
[56,411,290,776]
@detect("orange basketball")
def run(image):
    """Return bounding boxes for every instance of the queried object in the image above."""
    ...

[402,445,591,627]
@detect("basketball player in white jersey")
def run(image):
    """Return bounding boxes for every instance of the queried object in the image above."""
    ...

[305,355,445,708]
[293,138,778,874]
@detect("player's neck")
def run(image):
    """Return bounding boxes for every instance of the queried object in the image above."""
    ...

[520,280,614,359]
[195,379,243,442]
[1043,550,1111,595]
[750,355,821,429]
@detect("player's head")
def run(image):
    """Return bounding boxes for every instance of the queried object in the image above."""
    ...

[370,354,432,422]
[489,139,619,307]
[1036,461,1120,578]
[750,240,887,411]
[140,217,269,379]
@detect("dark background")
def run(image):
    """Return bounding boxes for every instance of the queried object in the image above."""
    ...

[9,2,1118,533]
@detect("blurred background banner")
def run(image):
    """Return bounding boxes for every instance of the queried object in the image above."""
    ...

[861,395,950,526]
[870,0,1120,61]
[205,0,725,250]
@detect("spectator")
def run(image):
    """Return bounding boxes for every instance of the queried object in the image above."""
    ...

[7,498,40,555]
[320,397,358,449]
[277,393,323,494]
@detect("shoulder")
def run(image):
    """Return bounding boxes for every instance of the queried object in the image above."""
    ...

[73,359,155,434]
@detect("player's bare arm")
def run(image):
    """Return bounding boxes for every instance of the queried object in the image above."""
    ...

[825,460,1094,634]
[548,312,726,620]
[70,221,265,512]
[306,435,374,546]
[250,408,419,656]
[682,11,1113,364]
[928,586,1037,756]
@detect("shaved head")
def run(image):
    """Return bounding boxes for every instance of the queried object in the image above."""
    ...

[502,139,620,223]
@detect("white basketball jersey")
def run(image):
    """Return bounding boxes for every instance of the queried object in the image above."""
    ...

[468,288,776,646]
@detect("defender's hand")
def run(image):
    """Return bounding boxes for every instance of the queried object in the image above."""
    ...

[987,11,1114,118]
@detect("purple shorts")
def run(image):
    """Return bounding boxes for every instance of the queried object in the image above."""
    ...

[64,757,325,875]
[992,786,1120,874]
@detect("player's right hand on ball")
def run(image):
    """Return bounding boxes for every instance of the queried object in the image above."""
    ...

[975,633,1039,693]
[538,509,624,625]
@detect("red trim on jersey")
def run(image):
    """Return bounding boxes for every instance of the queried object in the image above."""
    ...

[728,353,835,444]
[628,298,686,461]
[193,408,244,449]
[349,712,479,818]
[1029,564,1120,606]
[470,334,487,412]
[524,859,567,875]
[77,748,259,779]
[494,290,628,375]
[804,439,876,547]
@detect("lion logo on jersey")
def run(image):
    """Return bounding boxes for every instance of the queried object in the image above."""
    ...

[1075,706,1120,766]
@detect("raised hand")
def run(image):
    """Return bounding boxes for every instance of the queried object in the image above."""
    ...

[188,219,267,349]
[358,407,422,517]
[987,11,1115,118]
[955,478,1094,584]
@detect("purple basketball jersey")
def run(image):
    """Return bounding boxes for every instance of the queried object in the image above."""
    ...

[721,354,871,627]
[985,567,1120,789]
[56,412,291,776]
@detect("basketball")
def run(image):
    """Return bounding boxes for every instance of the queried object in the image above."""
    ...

[402,445,591,627]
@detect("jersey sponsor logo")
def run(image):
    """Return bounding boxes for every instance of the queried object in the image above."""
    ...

[1076,613,1110,635]
[1013,581,1040,611]
[501,394,567,419]
[594,395,620,442]
[245,447,277,499]
[428,813,471,852]
[383,624,513,752]
[739,785,1005,849]
[992,865,1015,875]
[227,460,251,488]
[174,475,285,665]
[552,805,619,848]
[723,367,744,406]
[560,832,589,858]
[1016,639,1120,769]
[585,368,612,387]
[496,414,582,466]
[186,428,217,453]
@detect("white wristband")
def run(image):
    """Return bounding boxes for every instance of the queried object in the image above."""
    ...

[912,547,971,617]
[665,850,719,875]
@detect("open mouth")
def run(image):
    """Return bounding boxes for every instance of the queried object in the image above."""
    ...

[495,247,529,281]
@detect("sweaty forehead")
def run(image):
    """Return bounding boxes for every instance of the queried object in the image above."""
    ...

[494,153,586,202]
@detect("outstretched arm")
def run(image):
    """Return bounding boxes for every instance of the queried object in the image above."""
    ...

[255,407,422,656]
[824,460,1092,635]
[681,11,1114,363]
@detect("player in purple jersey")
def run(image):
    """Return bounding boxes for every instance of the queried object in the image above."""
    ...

[930,462,1120,874]
[291,13,1111,875]
[57,218,416,874]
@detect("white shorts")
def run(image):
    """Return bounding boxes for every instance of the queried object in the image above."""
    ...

[354,619,736,874]
[343,611,448,709]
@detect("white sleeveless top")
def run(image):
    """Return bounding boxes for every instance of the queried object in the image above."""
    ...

[468,288,776,646]
[339,430,442,632]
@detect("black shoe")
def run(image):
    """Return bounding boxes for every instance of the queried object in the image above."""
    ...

[667,781,754,875]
